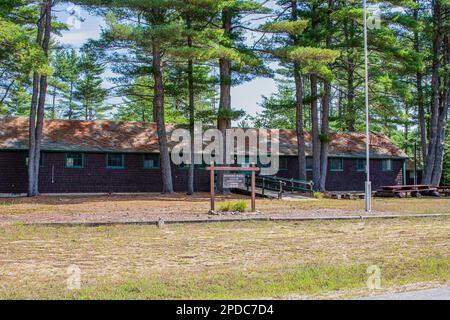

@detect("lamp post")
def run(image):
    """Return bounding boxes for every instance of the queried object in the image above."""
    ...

[363,0,372,213]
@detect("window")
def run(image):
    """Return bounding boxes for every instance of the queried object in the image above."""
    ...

[143,154,160,169]
[25,153,44,167]
[306,158,313,171]
[381,159,393,172]
[356,159,366,172]
[329,158,344,171]
[279,157,288,170]
[107,153,124,169]
[65,153,84,168]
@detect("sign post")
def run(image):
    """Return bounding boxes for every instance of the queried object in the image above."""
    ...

[206,163,260,212]
[210,162,215,212]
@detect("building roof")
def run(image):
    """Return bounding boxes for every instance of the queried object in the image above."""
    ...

[0,117,408,159]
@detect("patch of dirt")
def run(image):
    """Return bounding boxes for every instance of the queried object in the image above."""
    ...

[0,193,448,225]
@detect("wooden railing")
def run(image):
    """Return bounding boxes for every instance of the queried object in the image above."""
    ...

[246,176,314,199]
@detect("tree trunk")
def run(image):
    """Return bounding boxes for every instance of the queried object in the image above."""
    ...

[431,32,449,186]
[319,0,333,192]
[217,7,232,193]
[414,3,428,166]
[68,81,74,119]
[51,86,57,119]
[346,19,356,132]
[291,1,306,181]
[320,80,331,191]
[347,61,355,131]
[152,42,173,194]
[186,15,195,195]
[28,72,40,197]
[294,64,307,181]
[310,74,321,190]
[28,2,46,197]
[422,0,442,184]
[0,80,15,104]
[432,102,448,186]
[33,0,52,195]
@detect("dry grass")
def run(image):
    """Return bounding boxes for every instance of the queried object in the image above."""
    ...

[0,217,448,299]
[0,194,448,224]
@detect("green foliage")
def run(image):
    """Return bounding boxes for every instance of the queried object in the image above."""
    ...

[233,200,248,212]
[262,20,309,35]
[252,81,296,129]
[217,108,245,121]
[218,200,248,212]
[74,46,108,120]
[0,18,48,74]
[289,47,341,64]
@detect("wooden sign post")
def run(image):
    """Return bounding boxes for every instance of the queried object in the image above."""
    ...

[206,163,260,212]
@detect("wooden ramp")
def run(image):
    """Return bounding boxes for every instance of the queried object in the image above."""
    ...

[233,176,315,201]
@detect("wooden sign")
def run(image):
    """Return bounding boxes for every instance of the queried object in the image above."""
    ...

[223,174,246,189]
[206,163,260,212]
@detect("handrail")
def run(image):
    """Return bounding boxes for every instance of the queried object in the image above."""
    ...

[252,176,314,198]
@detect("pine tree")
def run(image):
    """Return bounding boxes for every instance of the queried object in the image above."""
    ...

[78,0,192,194]
[262,1,339,189]
[60,49,82,119]
[0,0,49,115]
[74,46,107,120]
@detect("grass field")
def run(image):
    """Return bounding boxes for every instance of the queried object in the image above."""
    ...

[0,216,448,299]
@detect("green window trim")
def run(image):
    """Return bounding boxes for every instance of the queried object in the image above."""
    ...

[25,152,44,168]
[356,159,366,172]
[65,152,85,169]
[106,153,125,169]
[143,154,160,169]
[306,157,313,171]
[381,159,393,172]
[329,158,344,172]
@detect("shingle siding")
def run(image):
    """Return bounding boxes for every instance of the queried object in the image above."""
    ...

[277,156,404,191]
[0,151,210,194]
[0,151,404,193]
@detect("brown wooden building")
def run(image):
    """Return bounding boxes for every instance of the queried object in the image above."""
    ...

[0,118,408,194]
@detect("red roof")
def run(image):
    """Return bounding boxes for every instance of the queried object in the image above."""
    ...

[0,117,407,158]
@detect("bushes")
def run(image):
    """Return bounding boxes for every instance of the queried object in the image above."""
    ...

[313,192,323,199]
[218,200,248,213]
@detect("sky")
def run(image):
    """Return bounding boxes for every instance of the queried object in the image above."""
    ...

[55,4,278,118]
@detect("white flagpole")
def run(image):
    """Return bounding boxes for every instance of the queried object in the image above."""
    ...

[364,0,372,213]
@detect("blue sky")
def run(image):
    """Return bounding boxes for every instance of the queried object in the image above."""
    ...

[55,4,278,118]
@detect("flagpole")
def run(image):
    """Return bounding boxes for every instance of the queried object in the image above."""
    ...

[364,0,372,213]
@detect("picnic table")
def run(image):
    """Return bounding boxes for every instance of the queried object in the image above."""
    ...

[437,186,450,197]
[375,185,440,198]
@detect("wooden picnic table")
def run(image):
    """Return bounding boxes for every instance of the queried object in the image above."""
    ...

[437,186,450,197]
[376,185,440,198]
